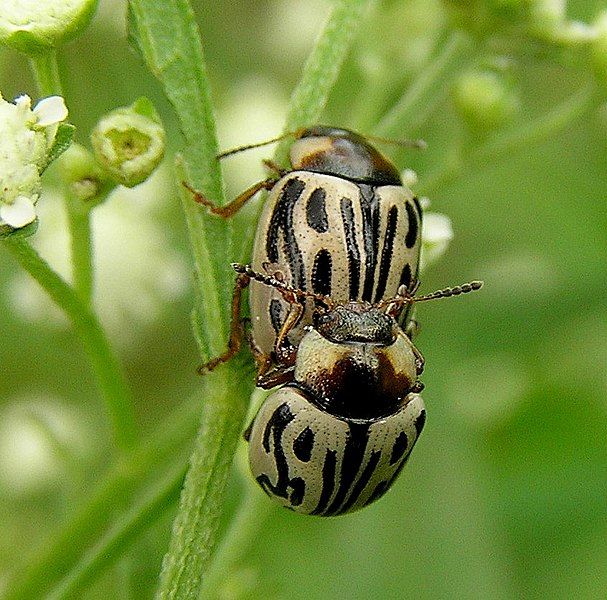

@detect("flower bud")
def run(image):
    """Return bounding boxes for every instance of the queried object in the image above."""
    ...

[0,93,69,233]
[91,98,165,188]
[453,70,518,133]
[0,0,98,55]
[60,143,112,206]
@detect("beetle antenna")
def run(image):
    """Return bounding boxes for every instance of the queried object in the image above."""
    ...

[231,263,334,309]
[413,281,484,302]
[379,280,483,317]
[218,131,296,159]
[364,134,427,151]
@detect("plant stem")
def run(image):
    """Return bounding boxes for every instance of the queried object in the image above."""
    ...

[419,85,598,195]
[2,238,136,451]
[65,200,94,306]
[30,50,63,97]
[156,367,250,600]
[199,474,274,599]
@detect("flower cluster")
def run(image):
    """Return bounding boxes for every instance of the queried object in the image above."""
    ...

[0,94,68,229]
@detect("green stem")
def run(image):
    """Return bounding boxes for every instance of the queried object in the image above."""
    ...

[199,476,274,599]
[419,85,598,195]
[375,30,474,137]
[236,0,374,263]
[156,367,250,600]
[65,200,94,306]
[4,392,202,600]
[47,464,186,600]
[2,238,136,451]
[30,50,63,97]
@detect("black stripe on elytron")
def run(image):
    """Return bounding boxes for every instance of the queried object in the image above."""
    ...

[374,205,398,303]
[265,177,307,289]
[340,197,361,299]
[311,249,332,297]
[338,449,382,514]
[364,480,389,507]
[390,431,409,465]
[405,201,418,249]
[323,421,371,516]
[310,449,337,515]
[382,412,426,494]
[414,409,426,436]
[289,477,305,506]
[293,426,314,462]
[413,195,423,219]
[257,402,296,501]
[269,298,283,334]
[359,184,381,302]
[399,263,412,291]
[306,187,329,233]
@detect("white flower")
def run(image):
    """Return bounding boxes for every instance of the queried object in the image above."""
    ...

[420,212,454,269]
[0,93,68,229]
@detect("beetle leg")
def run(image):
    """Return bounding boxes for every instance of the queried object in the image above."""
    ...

[410,380,425,393]
[183,177,277,218]
[274,301,304,367]
[257,365,296,389]
[412,344,425,375]
[197,273,250,375]
[262,159,288,177]
[404,316,420,341]
[245,326,274,376]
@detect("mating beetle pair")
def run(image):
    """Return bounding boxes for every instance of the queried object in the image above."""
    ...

[189,126,482,515]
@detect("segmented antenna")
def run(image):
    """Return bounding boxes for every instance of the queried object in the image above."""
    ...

[414,281,483,302]
[232,264,334,309]
[379,280,483,317]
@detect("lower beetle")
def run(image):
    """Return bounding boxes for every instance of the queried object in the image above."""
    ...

[231,264,481,515]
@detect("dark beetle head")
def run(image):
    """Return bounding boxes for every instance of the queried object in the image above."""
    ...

[312,303,396,346]
[289,126,402,186]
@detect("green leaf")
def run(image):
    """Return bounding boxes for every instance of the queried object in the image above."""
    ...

[40,122,76,173]
[127,0,230,361]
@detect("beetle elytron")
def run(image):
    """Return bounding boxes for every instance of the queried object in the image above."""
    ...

[187,126,482,515]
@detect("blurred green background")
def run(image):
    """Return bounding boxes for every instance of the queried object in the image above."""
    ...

[1,0,606,598]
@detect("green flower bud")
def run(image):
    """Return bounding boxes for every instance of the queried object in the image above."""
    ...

[453,70,518,133]
[0,93,69,233]
[59,143,112,206]
[91,98,165,188]
[0,0,98,55]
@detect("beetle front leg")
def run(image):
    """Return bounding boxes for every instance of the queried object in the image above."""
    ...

[197,272,250,374]
[273,301,304,367]
[183,177,277,218]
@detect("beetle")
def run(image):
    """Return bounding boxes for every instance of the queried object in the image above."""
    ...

[187,125,482,514]
[188,125,425,379]
[228,265,480,514]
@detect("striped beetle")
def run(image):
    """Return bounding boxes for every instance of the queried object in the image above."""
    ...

[187,126,482,515]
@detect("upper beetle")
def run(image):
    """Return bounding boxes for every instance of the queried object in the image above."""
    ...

[188,125,425,378]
